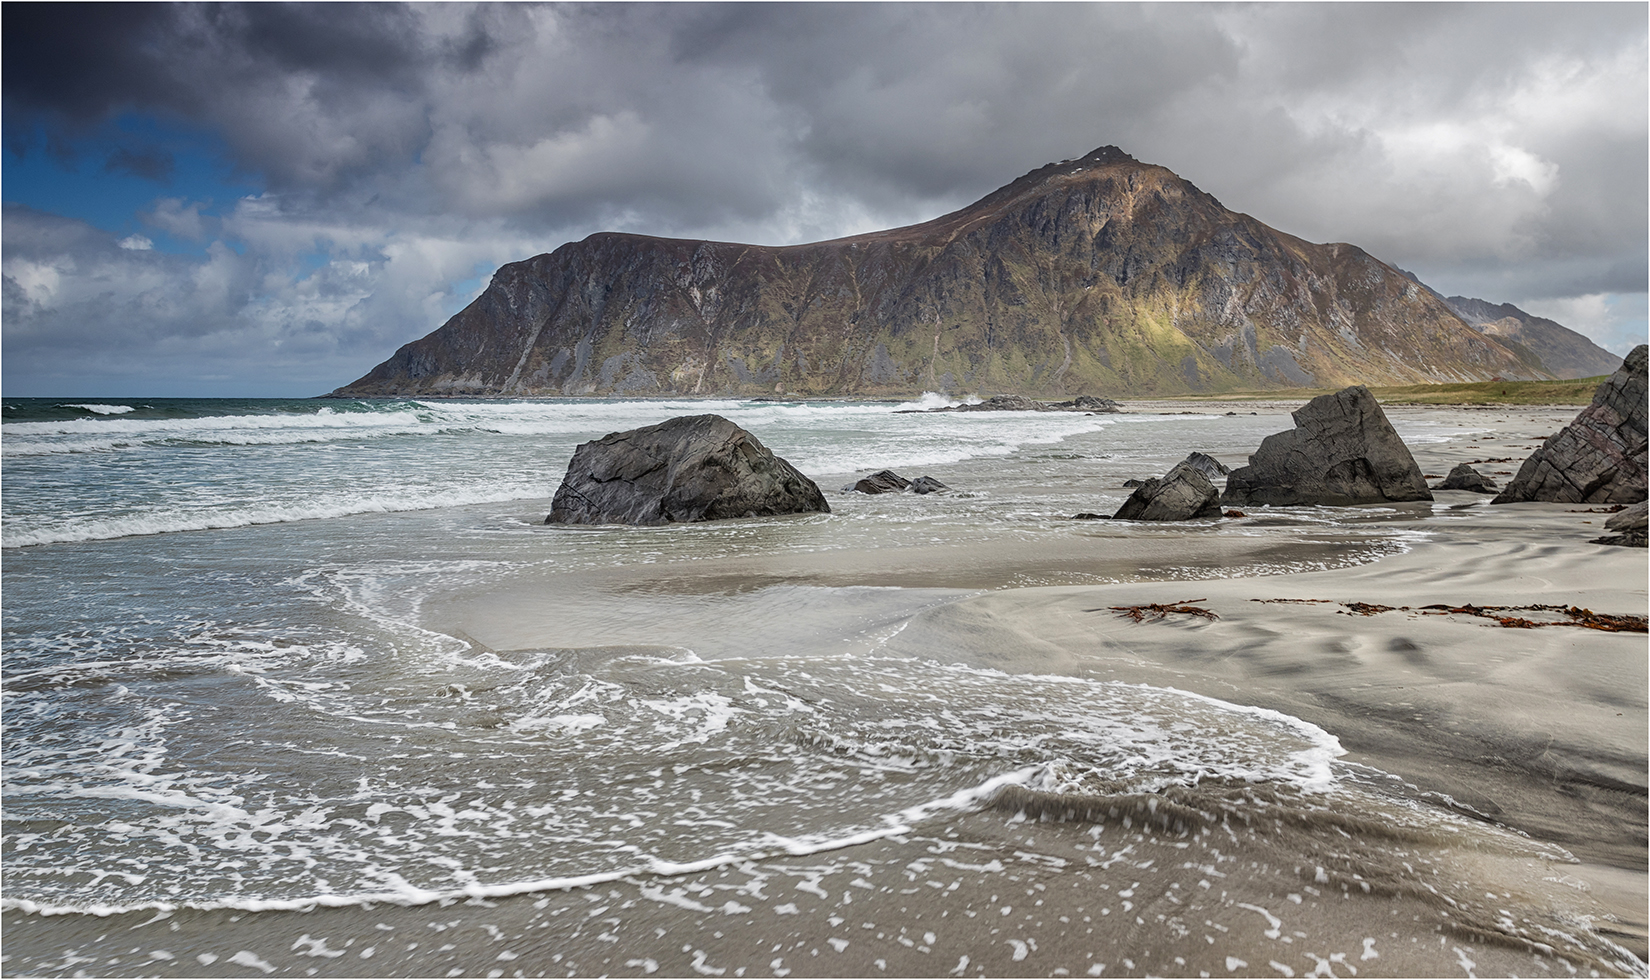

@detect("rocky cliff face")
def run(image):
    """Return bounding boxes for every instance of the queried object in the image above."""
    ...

[334,146,1551,399]
[1443,296,1622,380]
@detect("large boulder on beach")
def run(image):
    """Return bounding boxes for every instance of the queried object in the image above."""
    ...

[1112,459,1222,521]
[1435,463,1498,493]
[547,414,829,525]
[1221,386,1432,506]
[1493,345,1648,506]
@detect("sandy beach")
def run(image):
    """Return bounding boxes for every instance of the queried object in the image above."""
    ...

[4,399,1644,978]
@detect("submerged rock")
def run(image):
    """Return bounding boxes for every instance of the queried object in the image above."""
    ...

[1222,386,1432,507]
[547,414,828,525]
[843,470,951,495]
[1112,459,1222,521]
[1592,500,1648,548]
[1493,345,1648,505]
[848,470,912,494]
[1435,463,1498,493]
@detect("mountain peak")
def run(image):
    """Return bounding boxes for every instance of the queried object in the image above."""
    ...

[1078,145,1135,165]
[334,146,1560,399]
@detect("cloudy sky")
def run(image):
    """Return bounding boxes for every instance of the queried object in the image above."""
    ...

[4,2,1645,396]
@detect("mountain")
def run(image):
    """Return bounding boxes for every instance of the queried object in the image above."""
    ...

[1442,296,1622,380]
[332,146,1552,399]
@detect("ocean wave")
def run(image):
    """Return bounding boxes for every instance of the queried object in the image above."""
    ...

[59,403,137,415]
[1,484,544,548]
[0,764,1044,918]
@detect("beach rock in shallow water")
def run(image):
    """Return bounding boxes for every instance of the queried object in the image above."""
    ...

[1221,386,1432,507]
[1592,499,1648,547]
[1112,460,1222,521]
[547,414,828,525]
[1493,345,1648,506]
[909,476,949,495]
[849,470,911,494]
[1435,463,1498,493]
[1051,394,1125,413]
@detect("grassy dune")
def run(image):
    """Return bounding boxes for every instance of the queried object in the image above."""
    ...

[1172,375,1608,406]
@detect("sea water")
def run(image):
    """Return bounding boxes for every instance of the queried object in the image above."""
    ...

[2,396,1639,977]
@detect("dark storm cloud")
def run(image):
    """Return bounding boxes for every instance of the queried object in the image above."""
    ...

[3,3,1645,394]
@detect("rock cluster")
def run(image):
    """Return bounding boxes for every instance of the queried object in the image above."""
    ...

[1222,386,1432,507]
[1434,463,1498,494]
[1112,457,1222,521]
[1492,345,1648,505]
[1052,395,1125,413]
[913,394,1124,414]
[547,415,828,525]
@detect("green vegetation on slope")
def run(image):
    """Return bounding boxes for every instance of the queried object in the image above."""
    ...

[1171,375,1610,406]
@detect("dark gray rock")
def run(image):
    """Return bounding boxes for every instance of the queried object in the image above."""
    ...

[1435,463,1498,493]
[941,394,1052,412]
[848,470,911,494]
[909,476,950,495]
[1221,386,1432,506]
[1181,451,1230,479]
[1593,500,1648,547]
[915,393,1124,414]
[1052,395,1125,413]
[1122,478,1146,488]
[1112,460,1222,521]
[1493,345,1648,505]
[547,414,828,525]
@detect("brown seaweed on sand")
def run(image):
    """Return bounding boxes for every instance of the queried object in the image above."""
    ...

[1107,599,1219,622]
[1417,603,1647,633]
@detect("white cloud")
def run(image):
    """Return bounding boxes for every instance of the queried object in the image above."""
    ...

[1519,293,1648,356]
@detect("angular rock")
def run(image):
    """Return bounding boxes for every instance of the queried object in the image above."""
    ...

[909,476,950,495]
[1181,451,1230,479]
[1221,386,1432,506]
[848,470,911,494]
[1493,345,1648,505]
[547,414,828,525]
[1592,499,1648,548]
[1122,479,1146,488]
[1112,459,1222,521]
[1435,463,1498,493]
